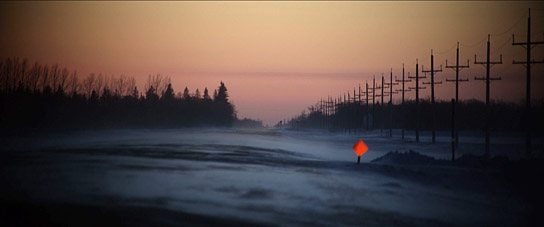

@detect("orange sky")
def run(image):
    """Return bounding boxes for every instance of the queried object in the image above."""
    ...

[1,1,543,126]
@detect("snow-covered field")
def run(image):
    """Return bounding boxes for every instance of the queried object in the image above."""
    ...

[1,128,542,226]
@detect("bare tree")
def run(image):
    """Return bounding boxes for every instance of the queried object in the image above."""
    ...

[113,74,136,97]
[11,57,19,91]
[67,70,79,95]
[29,62,41,92]
[82,73,96,98]
[0,58,8,92]
[112,74,124,97]
[126,76,136,97]
[3,58,13,92]
[0,59,4,92]
[41,64,49,92]
[145,74,171,97]
[104,74,112,92]
[50,64,60,92]
[101,74,113,99]
[95,73,105,96]
[19,58,28,90]
[59,67,69,93]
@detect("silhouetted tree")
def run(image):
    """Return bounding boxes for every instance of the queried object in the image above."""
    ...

[161,83,175,102]
[203,87,211,100]
[132,86,139,99]
[194,88,201,100]
[0,57,243,130]
[146,74,170,97]
[90,90,99,102]
[214,81,229,103]
[212,81,235,126]
[145,86,159,103]
[182,86,191,100]
[67,71,79,96]
[101,87,112,102]
[83,73,95,98]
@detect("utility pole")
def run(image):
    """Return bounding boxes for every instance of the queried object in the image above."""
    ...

[446,42,470,104]
[512,8,544,156]
[422,49,443,143]
[320,98,324,129]
[380,74,385,136]
[346,92,349,134]
[409,59,427,142]
[329,96,332,130]
[475,34,503,158]
[353,88,357,133]
[396,64,412,140]
[357,87,362,133]
[451,98,455,161]
[372,76,376,130]
[385,68,399,137]
[366,81,372,131]
[446,42,470,147]
[376,73,389,136]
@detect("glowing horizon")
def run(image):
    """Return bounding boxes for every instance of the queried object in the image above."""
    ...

[1,1,543,126]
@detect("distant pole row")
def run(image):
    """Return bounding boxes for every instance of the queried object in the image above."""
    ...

[293,9,542,158]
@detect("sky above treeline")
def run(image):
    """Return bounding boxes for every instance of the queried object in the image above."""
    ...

[1,1,543,126]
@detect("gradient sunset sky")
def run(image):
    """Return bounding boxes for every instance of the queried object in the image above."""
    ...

[1,1,543,126]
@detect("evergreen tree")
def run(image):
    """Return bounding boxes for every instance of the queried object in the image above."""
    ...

[146,86,158,102]
[101,87,112,102]
[0,55,248,129]
[212,81,235,126]
[183,86,191,100]
[162,83,175,102]
[203,87,211,100]
[90,89,99,101]
[215,81,229,103]
[194,88,201,100]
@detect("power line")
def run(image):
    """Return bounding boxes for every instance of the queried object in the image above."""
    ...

[490,13,525,37]
[460,37,488,49]
[435,43,457,55]
[493,37,513,53]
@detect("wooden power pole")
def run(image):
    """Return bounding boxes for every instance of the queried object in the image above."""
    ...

[474,34,502,158]
[385,69,399,137]
[446,42,470,148]
[396,64,412,140]
[422,50,443,144]
[409,59,426,142]
[376,73,389,136]
[512,8,544,156]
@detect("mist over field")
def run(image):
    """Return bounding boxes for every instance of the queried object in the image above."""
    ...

[1,128,542,226]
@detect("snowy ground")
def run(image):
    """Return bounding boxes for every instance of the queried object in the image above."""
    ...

[1,128,542,226]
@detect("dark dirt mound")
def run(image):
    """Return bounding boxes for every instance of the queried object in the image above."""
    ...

[371,150,436,165]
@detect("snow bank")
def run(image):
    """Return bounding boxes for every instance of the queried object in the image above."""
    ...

[1,128,541,226]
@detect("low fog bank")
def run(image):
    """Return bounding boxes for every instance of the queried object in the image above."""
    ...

[1,127,542,226]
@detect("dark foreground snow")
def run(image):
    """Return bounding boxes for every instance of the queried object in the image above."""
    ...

[1,128,542,226]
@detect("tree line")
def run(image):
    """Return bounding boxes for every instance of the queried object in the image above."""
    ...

[0,57,241,131]
[286,97,544,134]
